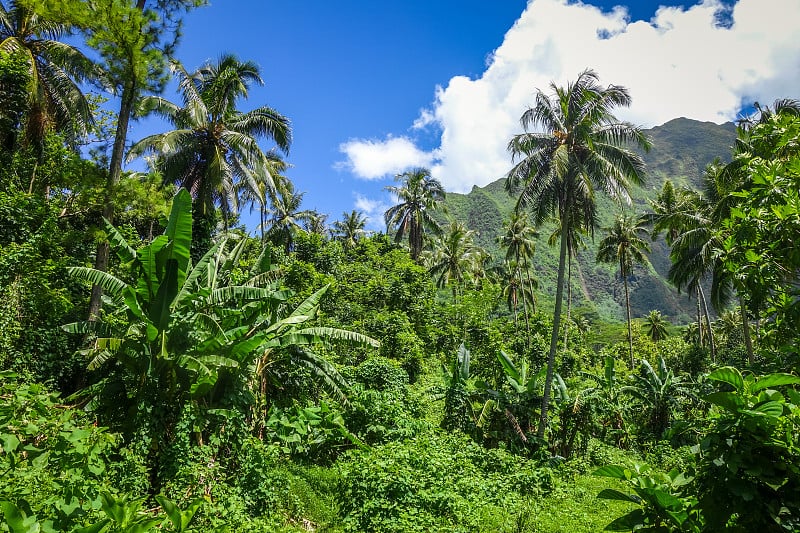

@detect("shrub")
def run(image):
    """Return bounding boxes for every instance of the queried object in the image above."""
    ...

[337,432,553,532]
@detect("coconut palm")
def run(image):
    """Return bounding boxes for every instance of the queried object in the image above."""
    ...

[303,211,329,237]
[238,150,288,243]
[498,210,538,331]
[597,213,652,367]
[384,167,445,261]
[128,55,291,240]
[0,0,95,157]
[505,69,650,438]
[264,179,314,253]
[424,220,484,301]
[667,164,734,362]
[644,310,669,342]
[641,178,716,354]
[642,180,694,247]
[332,210,367,248]
[500,261,536,332]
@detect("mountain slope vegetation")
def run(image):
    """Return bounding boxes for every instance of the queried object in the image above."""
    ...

[441,118,738,323]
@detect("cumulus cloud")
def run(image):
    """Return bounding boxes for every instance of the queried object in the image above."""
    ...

[342,0,800,193]
[337,136,436,180]
[353,193,393,232]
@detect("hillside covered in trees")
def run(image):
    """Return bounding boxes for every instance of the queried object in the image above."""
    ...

[442,118,738,323]
[1,1,799,532]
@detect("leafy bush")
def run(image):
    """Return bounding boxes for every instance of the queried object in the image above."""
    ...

[0,373,132,530]
[597,367,800,532]
[337,432,554,532]
[349,356,409,392]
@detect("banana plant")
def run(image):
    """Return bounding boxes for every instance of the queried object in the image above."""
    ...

[65,189,378,441]
[622,357,693,440]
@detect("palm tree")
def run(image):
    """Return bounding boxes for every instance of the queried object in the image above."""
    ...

[644,310,669,342]
[331,210,367,249]
[128,55,291,246]
[264,179,314,253]
[667,164,733,362]
[505,69,650,438]
[500,260,536,332]
[0,0,95,169]
[239,150,288,243]
[642,179,716,354]
[597,213,651,367]
[424,220,484,301]
[642,180,693,247]
[303,211,328,237]
[384,167,445,261]
[498,210,538,332]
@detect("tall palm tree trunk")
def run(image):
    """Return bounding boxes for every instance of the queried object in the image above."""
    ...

[516,251,531,339]
[564,249,573,351]
[520,276,531,338]
[696,287,704,348]
[524,260,537,314]
[410,216,420,261]
[623,261,633,368]
[698,285,716,362]
[538,216,569,439]
[512,295,519,330]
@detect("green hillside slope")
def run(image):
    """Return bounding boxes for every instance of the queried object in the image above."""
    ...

[442,118,737,324]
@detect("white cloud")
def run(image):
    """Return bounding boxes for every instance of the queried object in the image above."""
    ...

[354,194,391,231]
[337,136,435,180]
[342,0,800,194]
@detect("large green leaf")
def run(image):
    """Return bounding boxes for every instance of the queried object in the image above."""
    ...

[136,235,168,300]
[593,465,631,480]
[751,373,800,393]
[173,238,227,310]
[497,350,521,383]
[163,188,193,277]
[604,509,646,531]
[292,327,380,348]
[103,217,137,264]
[285,284,328,322]
[646,488,684,511]
[745,400,784,417]
[704,391,746,412]
[208,286,283,305]
[708,367,744,391]
[67,267,128,298]
[150,258,179,332]
[597,488,641,504]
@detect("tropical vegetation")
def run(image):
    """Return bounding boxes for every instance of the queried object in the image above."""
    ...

[0,4,798,532]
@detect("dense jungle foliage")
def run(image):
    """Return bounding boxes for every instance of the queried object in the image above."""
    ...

[1,1,799,531]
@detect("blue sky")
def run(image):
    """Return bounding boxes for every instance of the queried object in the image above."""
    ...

[131,0,800,232]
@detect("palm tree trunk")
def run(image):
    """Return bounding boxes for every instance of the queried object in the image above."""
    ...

[410,213,423,261]
[524,261,537,314]
[623,262,633,369]
[516,251,531,340]
[740,296,754,364]
[564,249,573,352]
[512,294,518,330]
[698,284,716,362]
[260,205,266,243]
[696,287,704,347]
[538,215,569,440]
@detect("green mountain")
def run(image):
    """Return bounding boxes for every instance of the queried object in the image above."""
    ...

[442,118,738,324]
